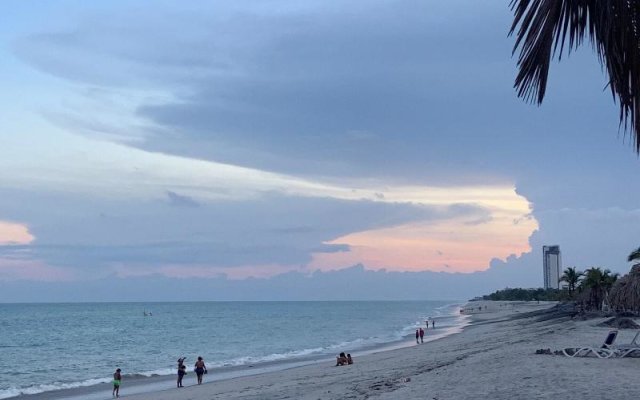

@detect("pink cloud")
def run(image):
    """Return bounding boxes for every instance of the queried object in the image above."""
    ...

[309,208,538,273]
[0,258,75,281]
[0,220,35,245]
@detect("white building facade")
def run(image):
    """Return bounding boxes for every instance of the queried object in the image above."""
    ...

[543,245,562,289]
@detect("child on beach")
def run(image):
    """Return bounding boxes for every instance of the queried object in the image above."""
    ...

[336,352,348,366]
[177,365,187,388]
[347,354,353,365]
[112,368,121,398]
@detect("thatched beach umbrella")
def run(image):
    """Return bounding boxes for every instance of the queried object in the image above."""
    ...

[610,264,640,312]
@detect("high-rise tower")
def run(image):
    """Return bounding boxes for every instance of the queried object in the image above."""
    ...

[543,245,562,289]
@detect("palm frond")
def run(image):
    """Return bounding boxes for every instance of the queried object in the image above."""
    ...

[510,0,640,153]
[628,246,640,262]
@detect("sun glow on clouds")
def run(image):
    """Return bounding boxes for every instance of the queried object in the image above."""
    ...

[1,131,538,278]
[0,221,35,245]
[0,221,61,281]
[2,131,533,209]
[310,185,537,273]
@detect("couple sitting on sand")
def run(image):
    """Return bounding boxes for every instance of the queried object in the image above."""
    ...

[335,352,353,366]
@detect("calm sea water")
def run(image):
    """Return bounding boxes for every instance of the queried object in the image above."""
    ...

[0,301,464,399]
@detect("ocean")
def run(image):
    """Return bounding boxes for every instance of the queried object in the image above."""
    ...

[0,301,466,399]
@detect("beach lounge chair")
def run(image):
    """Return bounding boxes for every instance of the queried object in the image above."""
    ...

[562,330,618,358]
[614,331,640,358]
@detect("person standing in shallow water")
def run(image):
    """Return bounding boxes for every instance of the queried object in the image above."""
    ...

[177,365,187,388]
[194,356,207,385]
[112,368,122,398]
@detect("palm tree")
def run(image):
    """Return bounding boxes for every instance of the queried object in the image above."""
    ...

[604,271,620,291]
[580,267,617,310]
[560,267,582,298]
[580,267,603,309]
[628,247,640,263]
[510,1,640,153]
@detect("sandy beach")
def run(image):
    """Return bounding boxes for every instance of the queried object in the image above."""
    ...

[101,301,638,400]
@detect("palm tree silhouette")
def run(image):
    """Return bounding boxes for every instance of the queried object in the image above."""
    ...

[581,267,618,310]
[510,1,640,153]
[628,247,640,263]
[560,267,582,298]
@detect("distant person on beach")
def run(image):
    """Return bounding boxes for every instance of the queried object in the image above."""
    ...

[112,368,121,398]
[415,329,420,344]
[419,327,424,343]
[432,320,435,329]
[177,365,187,388]
[177,356,187,388]
[336,352,348,366]
[194,356,207,385]
[347,354,353,365]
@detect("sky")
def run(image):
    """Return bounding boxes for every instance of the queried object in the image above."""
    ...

[1,0,640,302]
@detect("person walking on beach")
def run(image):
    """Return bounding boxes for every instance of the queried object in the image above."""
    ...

[194,356,207,385]
[419,327,424,343]
[112,368,122,398]
[415,329,420,344]
[432,320,435,329]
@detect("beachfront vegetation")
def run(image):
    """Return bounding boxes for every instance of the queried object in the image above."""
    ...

[484,246,640,311]
[483,267,619,306]
[482,288,565,302]
[578,267,619,311]
[560,267,582,298]
[510,0,640,153]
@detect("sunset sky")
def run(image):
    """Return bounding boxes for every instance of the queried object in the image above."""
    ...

[1,0,640,301]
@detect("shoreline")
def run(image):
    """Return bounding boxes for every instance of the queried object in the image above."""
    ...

[122,300,596,400]
[118,300,559,400]
[22,300,615,400]
[12,304,468,400]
